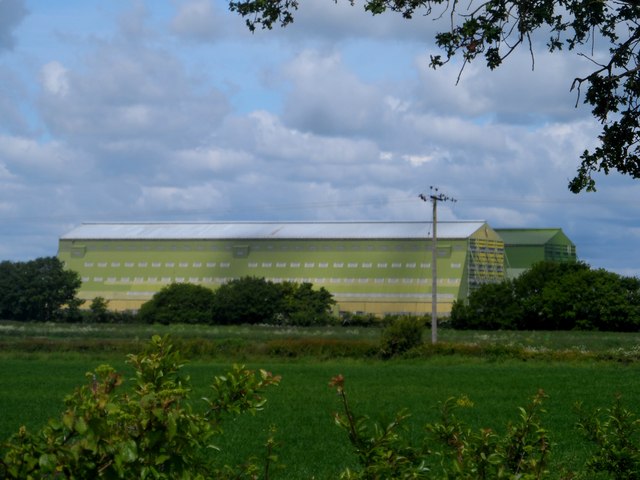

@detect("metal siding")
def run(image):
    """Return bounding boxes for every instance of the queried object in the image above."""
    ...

[495,228,568,246]
[59,221,508,315]
[61,221,489,241]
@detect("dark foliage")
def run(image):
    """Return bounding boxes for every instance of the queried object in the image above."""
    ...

[210,277,336,325]
[278,281,336,326]
[211,276,285,325]
[379,316,425,358]
[451,261,640,331]
[0,257,81,322]
[138,282,216,325]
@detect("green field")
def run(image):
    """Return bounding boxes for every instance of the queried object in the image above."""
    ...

[2,323,640,478]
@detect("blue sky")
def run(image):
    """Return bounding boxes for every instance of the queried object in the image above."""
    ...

[1,0,639,276]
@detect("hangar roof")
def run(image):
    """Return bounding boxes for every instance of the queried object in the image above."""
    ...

[61,221,491,241]
[495,228,575,246]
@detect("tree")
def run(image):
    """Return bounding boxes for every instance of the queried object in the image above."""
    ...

[451,261,640,331]
[539,268,640,331]
[513,261,590,329]
[211,276,285,325]
[279,281,336,326]
[138,283,216,324]
[228,0,640,193]
[89,296,110,323]
[0,257,81,321]
[210,277,337,325]
[450,280,524,330]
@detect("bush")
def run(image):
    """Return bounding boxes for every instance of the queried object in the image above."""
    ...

[138,283,216,324]
[451,261,640,331]
[211,277,284,325]
[211,277,337,326]
[450,281,523,330]
[576,396,640,479]
[278,281,336,326]
[88,296,110,323]
[379,316,425,358]
[339,312,380,327]
[330,375,551,479]
[0,336,280,479]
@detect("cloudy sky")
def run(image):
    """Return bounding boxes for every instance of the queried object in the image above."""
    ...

[1,0,639,276]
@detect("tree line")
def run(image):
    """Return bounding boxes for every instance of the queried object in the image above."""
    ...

[137,276,336,326]
[2,257,640,331]
[451,261,640,331]
[0,257,336,326]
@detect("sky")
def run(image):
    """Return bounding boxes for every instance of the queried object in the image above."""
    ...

[1,0,639,276]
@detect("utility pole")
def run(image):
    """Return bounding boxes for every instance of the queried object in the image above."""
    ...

[419,187,456,344]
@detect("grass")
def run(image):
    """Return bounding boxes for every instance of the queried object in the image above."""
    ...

[2,354,640,477]
[3,322,640,477]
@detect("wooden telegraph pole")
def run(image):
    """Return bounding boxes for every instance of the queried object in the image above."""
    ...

[419,187,456,344]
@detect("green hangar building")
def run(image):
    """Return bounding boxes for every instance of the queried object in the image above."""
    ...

[495,228,577,278]
[58,221,506,316]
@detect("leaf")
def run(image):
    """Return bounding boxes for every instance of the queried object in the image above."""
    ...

[75,416,88,434]
[62,411,75,430]
[119,439,139,463]
[38,453,58,472]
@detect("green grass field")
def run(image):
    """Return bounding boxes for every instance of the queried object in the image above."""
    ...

[2,322,640,478]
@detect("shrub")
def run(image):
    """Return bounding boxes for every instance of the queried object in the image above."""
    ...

[211,277,284,325]
[138,283,216,324]
[339,312,380,327]
[211,277,337,326]
[330,375,551,479]
[379,316,424,358]
[278,281,336,326]
[88,296,110,323]
[576,396,640,479]
[451,261,640,331]
[0,335,280,479]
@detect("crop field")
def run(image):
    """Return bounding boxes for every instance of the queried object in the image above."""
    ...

[2,322,640,478]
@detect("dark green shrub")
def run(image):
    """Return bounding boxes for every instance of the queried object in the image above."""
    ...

[379,316,424,358]
[340,312,380,327]
[88,296,110,323]
[450,281,523,330]
[278,281,336,326]
[451,261,640,331]
[211,277,284,325]
[576,396,640,479]
[138,282,216,324]
[211,277,337,326]
[330,376,550,479]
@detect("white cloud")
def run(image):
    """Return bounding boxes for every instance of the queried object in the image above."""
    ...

[136,184,227,213]
[403,154,434,166]
[0,135,89,179]
[40,61,69,97]
[38,40,231,152]
[170,0,225,41]
[281,50,391,136]
[1,1,639,277]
